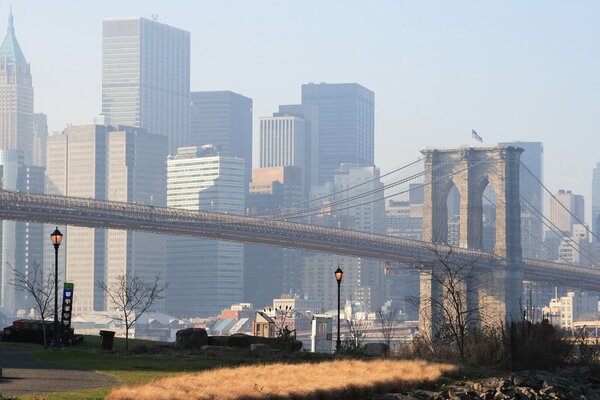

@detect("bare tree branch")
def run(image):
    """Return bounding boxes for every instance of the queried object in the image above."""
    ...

[11,261,55,347]
[377,307,398,351]
[98,273,165,350]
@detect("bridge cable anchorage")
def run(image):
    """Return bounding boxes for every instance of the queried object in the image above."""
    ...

[279,153,501,222]
[256,156,425,218]
[520,161,600,244]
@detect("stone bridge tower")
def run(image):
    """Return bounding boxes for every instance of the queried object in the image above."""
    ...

[419,146,524,337]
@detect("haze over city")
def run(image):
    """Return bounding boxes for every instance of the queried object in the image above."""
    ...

[2,2,600,399]
[8,0,600,218]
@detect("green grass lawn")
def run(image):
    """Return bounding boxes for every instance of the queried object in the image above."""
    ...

[17,335,251,400]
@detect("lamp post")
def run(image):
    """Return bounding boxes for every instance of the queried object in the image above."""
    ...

[50,227,63,346]
[334,266,343,352]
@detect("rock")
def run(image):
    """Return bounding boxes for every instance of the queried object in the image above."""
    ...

[175,328,208,349]
[480,392,494,400]
[228,333,254,348]
[540,385,555,395]
[513,376,528,386]
[363,342,390,356]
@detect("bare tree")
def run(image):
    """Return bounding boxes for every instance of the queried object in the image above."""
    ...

[346,318,372,350]
[98,273,165,350]
[11,261,55,347]
[411,245,484,360]
[377,307,398,350]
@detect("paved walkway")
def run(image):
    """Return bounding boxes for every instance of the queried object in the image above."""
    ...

[0,343,115,396]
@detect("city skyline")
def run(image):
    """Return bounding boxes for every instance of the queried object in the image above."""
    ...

[5,1,600,222]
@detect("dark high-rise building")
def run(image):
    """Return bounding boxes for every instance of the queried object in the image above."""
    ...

[301,83,374,184]
[189,91,253,188]
[102,17,190,155]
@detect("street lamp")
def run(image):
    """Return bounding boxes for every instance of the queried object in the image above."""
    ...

[50,227,63,346]
[334,266,343,352]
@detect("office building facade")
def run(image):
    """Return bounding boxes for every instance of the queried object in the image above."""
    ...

[593,162,600,241]
[301,83,374,184]
[189,91,253,187]
[274,104,319,193]
[550,189,585,235]
[102,17,190,155]
[166,146,245,317]
[259,116,307,196]
[245,166,304,308]
[46,124,167,313]
[0,150,44,313]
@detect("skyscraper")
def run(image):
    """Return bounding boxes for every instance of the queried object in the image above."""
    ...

[245,166,304,307]
[301,83,374,184]
[102,17,190,155]
[0,150,44,313]
[274,104,319,193]
[550,189,585,236]
[46,124,167,313]
[166,146,245,317]
[189,91,253,188]
[0,11,33,162]
[592,162,600,241]
[259,116,307,195]
[32,113,48,167]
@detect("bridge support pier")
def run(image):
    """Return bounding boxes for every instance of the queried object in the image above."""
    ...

[419,146,523,340]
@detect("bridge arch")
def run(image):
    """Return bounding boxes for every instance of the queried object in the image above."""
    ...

[419,145,525,333]
[421,146,523,262]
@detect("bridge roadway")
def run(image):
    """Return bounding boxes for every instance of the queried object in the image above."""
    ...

[0,190,598,291]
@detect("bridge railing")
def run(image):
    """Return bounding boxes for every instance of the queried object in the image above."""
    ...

[6,189,599,274]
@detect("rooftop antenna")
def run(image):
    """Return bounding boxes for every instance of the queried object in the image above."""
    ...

[151,14,159,21]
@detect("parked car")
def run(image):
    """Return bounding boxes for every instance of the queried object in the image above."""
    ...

[1,319,77,345]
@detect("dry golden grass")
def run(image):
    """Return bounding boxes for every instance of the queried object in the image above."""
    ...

[106,359,457,400]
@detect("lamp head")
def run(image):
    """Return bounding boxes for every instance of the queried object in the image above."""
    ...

[334,267,343,283]
[50,227,63,247]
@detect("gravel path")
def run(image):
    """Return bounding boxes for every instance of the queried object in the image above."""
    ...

[0,343,115,396]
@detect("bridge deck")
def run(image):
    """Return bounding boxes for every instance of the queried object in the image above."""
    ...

[0,190,598,291]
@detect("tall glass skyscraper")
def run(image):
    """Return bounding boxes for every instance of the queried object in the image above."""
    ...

[301,83,374,184]
[102,17,190,155]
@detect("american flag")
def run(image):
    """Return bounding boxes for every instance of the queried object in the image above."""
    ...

[472,129,483,143]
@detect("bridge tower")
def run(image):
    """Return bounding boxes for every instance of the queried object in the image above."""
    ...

[419,145,523,337]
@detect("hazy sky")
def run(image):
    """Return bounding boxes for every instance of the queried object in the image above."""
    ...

[7,1,600,219]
